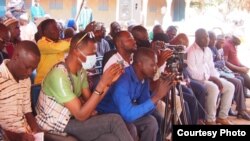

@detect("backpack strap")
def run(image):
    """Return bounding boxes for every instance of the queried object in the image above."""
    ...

[55,62,75,93]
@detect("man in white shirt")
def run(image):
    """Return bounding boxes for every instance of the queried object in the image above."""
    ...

[103,31,136,71]
[19,12,37,42]
[187,28,234,125]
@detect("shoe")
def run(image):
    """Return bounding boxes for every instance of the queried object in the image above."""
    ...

[244,88,250,98]
[204,121,217,125]
[245,92,250,98]
[197,119,206,125]
[246,110,250,115]
[238,111,250,120]
[216,118,233,125]
[229,108,238,116]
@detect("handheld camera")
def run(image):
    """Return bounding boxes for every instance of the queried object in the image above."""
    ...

[164,45,187,81]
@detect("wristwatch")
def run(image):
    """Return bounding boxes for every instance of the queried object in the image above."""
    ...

[93,89,103,95]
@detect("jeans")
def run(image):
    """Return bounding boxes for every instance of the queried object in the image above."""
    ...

[241,73,250,90]
[64,114,133,141]
[181,85,199,124]
[126,115,158,141]
[152,110,163,141]
[224,77,246,111]
[189,80,207,120]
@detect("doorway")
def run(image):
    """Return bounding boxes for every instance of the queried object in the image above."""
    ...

[117,0,143,24]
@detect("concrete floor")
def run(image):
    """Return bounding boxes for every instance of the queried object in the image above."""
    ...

[166,99,250,141]
[229,99,250,125]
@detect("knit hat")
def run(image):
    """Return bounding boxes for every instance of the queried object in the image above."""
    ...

[67,19,76,28]
[2,18,18,27]
[20,13,29,21]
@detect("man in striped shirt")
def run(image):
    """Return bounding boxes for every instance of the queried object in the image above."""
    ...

[0,41,41,141]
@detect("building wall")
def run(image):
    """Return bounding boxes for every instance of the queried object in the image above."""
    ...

[147,0,166,26]
[41,0,77,20]
[4,0,167,27]
[5,0,76,20]
[87,0,117,26]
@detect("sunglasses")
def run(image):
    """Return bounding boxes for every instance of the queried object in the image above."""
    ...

[75,32,95,48]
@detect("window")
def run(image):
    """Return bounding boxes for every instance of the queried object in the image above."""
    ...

[23,0,31,9]
[49,0,63,9]
[98,0,109,11]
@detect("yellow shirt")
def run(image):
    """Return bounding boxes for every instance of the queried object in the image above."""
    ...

[35,37,70,84]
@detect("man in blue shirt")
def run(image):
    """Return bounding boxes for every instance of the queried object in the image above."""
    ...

[30,0,45,21]
[77,0,93,31]
[98,48,174,141]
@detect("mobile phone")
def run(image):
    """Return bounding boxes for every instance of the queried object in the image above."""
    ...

[117,60,125,68]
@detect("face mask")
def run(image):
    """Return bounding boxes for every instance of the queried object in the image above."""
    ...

[78,49,97,70]
[136,39,151,48]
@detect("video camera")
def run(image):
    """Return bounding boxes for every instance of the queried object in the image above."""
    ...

[164,44,187,80]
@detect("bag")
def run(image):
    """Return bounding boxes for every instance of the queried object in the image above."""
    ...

[218,70,235,78]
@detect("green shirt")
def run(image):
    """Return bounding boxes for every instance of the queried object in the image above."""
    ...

[42,64,89,104]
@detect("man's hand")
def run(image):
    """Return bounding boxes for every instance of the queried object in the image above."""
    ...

[21,133,35,141]
[157,49,173,67]
[101,63,124,87]
[209,76,223,91]
[25,113,42,134]
[151,41,165,52]
[84,21,96,32]
[91,110,98,117]
[151,41,173,67]
[152,73,175,103]
[4,130,35,141]
[239,67,249,74]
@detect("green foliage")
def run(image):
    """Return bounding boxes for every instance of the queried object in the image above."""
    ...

[190,1,202,9]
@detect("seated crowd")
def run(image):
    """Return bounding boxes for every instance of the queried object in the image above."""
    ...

[0,14,250,141]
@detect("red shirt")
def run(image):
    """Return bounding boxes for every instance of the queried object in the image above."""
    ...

[223,40,241,66]
[4,43,15,58]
